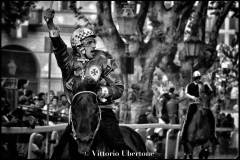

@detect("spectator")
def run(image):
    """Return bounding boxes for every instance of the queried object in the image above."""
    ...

[50,96,59,111]
[44,96,59,116]
[159,93,171,124]
[38,92,47,102]
[18,95,28,106]
[37,98,46,109]
[55,94,69,117]
[211,99,223,117]
[230,85,238,109]
[180,108,187,124]
[1,86,11,123]
[27,133,45,159]
[38,98,48,117]
[33,96,38,105]
[152,84,161,119]
[129,83,141,102]
[48,90,55,103]
[17,79,29,96]
[168,87,176,98]
[25,89,35,106]
[166,92,180,124]
[146,134,157,153]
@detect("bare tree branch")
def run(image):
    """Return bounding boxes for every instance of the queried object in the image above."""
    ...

[136,1,149,34]
[173,1,195,41]
[173,1,192,13]
[96,1,125,56]
[114,1,123,16]
[187,1,208,41]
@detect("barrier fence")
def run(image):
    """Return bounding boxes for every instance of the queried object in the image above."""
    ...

[1,123,238,159]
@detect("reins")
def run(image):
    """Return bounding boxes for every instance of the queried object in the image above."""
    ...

[69,91,101,146]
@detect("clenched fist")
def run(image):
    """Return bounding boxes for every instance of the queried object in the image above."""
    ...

[44,8,55,23]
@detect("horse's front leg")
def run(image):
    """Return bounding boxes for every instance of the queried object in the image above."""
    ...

[51,142,71,160]
[199,146,210,159]
[183,143,193,159]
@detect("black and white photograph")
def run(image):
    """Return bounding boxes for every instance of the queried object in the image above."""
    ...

[1,1,239,159]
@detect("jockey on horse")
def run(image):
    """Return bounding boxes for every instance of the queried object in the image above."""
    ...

[181,70,218,145]
[44,8,132,153]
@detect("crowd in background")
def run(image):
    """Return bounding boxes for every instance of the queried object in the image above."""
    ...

[1,78,70,127]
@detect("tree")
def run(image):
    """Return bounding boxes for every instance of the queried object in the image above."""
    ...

[1,1,37,31]
[70,1,239,122]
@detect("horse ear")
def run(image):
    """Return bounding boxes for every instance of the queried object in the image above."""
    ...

[72,77,82,94]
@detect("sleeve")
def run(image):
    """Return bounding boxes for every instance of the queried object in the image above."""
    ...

[185,83,195,99]
[100,57,124,100]
[49,29,72,77]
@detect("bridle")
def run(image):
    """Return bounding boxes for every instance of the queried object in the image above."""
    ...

[69,91,101,145]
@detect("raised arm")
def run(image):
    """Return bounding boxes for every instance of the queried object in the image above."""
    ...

[44,8,71,76]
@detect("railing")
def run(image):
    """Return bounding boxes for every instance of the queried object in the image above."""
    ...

[1,123,238,159]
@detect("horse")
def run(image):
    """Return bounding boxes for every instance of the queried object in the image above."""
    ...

[51,77,147,160]
[181,83,215,159]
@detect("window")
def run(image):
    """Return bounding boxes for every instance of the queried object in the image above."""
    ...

[39,78,64,93]
[61,1,71,11]
[78,1,97,12]
[34,53,64,93]
[35,53,62,78]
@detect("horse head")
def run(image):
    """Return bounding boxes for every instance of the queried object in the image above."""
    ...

[71,76,101,154]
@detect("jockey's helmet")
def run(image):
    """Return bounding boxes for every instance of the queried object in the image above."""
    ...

[70,27,96,50]
[193,70,201,78]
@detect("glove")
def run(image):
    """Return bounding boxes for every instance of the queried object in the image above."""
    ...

[97,87,109,98]
[44,8,55,24]
[192,97,200,103]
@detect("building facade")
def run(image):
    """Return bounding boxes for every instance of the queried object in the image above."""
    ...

[1,1,99,95]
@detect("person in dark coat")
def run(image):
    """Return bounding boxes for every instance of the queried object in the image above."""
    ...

[181,71,218,145]
[44,8,131,153]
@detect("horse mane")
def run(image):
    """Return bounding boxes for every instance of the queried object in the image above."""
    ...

[71,76,99,108]
[72,76,99,95]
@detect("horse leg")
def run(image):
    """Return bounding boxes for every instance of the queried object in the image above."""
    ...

[203,147,209,159]
[187,143,193,159]
[183,143,189,159]
[199,146,210,159]
[199,146,204,159]
[183,143,193,159]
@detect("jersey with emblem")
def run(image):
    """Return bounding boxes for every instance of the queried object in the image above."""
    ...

[50,35,123,105]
